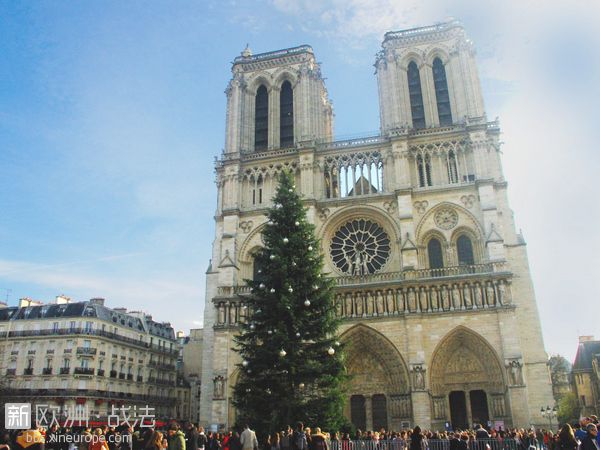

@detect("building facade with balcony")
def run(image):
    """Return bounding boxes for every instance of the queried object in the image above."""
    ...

[0,296,188,421]
[200,21,554,430]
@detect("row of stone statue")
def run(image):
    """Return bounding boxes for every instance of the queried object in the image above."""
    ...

[213,278,512,326]
[333,278,512,317]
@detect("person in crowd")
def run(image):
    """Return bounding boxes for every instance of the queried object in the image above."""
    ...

[291,424,307,450]
[186,425,198,450]
[309,429,328,450]
[240,426,258,450]
[269,433,280,450]
[167,425,186,450]
[409,427,426,450]
[581,425,599,450]
[556,425,577,450]
[196,429,207,450]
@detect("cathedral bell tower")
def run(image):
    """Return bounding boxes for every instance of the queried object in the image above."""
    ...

[223,44,333,156]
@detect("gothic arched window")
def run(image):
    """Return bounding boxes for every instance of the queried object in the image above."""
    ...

[427,238,444,269]
[447,150,459,184]
[280,80,294,148]
[252,175,263,205]
[432,58,452,126]
[457,235,475,266]
[407,61,426,129]
[417,154,432,187]
[255,85,268,151]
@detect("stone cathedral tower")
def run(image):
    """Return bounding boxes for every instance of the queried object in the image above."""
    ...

[200,21,554,431]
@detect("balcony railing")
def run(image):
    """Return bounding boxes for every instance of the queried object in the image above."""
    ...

[97,369,105,376]
[137,375,143,382]
[74,367,94,376]
[118,373,125,380]
[60,367,70,375]
[334,262,509,287]
[109,370,117,378]
[76,347,97,356]
[5,328,178,356]
[24,368,33,375]
[6,368,16,376]
[42,368,53,375]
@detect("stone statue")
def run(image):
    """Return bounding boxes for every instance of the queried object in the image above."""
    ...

[463,284,472,308]
[386,289,395,314]
[365,291,373,316]
[396,289,406,313]
[418,287,428,312]
[376,291,385,316]
[345,293,353,317]
[408,288,417,312]
[413,365,425,390]
[486,282,496,306]
[430,287,439,311]
[508,360,524,385]
[229,303,237,325]
[355,293,364,317]
[218,303,226,324]
[213,376,225,399]
[335,295,343,317]
[493,396,505,416]
[473,284,483,308]
[441,286,450,311]
[451,284,461,310]
[433,398,446,419]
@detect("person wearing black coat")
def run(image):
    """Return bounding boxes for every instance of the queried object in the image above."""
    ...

[580,425,599,450]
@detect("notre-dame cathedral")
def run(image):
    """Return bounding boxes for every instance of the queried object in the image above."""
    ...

[200,21,554,431]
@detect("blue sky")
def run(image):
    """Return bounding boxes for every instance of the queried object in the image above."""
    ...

[1,0,598,361]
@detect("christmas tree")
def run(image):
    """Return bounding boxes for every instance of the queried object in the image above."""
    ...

[233,171,347,436]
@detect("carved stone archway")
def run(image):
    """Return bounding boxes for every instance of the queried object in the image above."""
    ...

[429,326,508,429]
[340,324,412,431]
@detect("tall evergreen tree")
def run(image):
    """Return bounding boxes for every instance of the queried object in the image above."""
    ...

[233,171,347,436]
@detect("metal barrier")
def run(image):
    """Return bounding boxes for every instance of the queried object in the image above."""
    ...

[330,439,523,450]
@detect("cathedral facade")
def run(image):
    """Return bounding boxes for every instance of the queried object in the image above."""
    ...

[200,21,554,431]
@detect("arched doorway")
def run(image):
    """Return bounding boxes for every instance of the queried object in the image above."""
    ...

[430,327,507,429]
[341,324,412,431]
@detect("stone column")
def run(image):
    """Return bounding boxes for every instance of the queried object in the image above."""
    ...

[365,396,373,431]
[465,391,473,428]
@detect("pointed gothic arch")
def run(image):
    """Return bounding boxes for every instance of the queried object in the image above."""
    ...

[340,324,412,430]
[429,326,506,396]
[340,324,411,395]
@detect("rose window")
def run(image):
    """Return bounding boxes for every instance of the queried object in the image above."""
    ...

[330,219,391,275]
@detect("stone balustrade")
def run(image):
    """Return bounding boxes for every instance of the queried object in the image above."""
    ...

[213,264,513,328]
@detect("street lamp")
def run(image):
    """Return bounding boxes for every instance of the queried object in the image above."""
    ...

[541,405,557,430]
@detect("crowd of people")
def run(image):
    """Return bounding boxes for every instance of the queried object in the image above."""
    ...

[1,417,599,450]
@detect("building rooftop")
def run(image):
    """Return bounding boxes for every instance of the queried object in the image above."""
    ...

[0,298,176,340]
[573,337,600,371]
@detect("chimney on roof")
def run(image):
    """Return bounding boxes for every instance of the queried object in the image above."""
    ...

[579,336,595,343]
[113,307,128,313]
[89,298,105,306]
[19,298,43,307]
[55,295,71,304]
